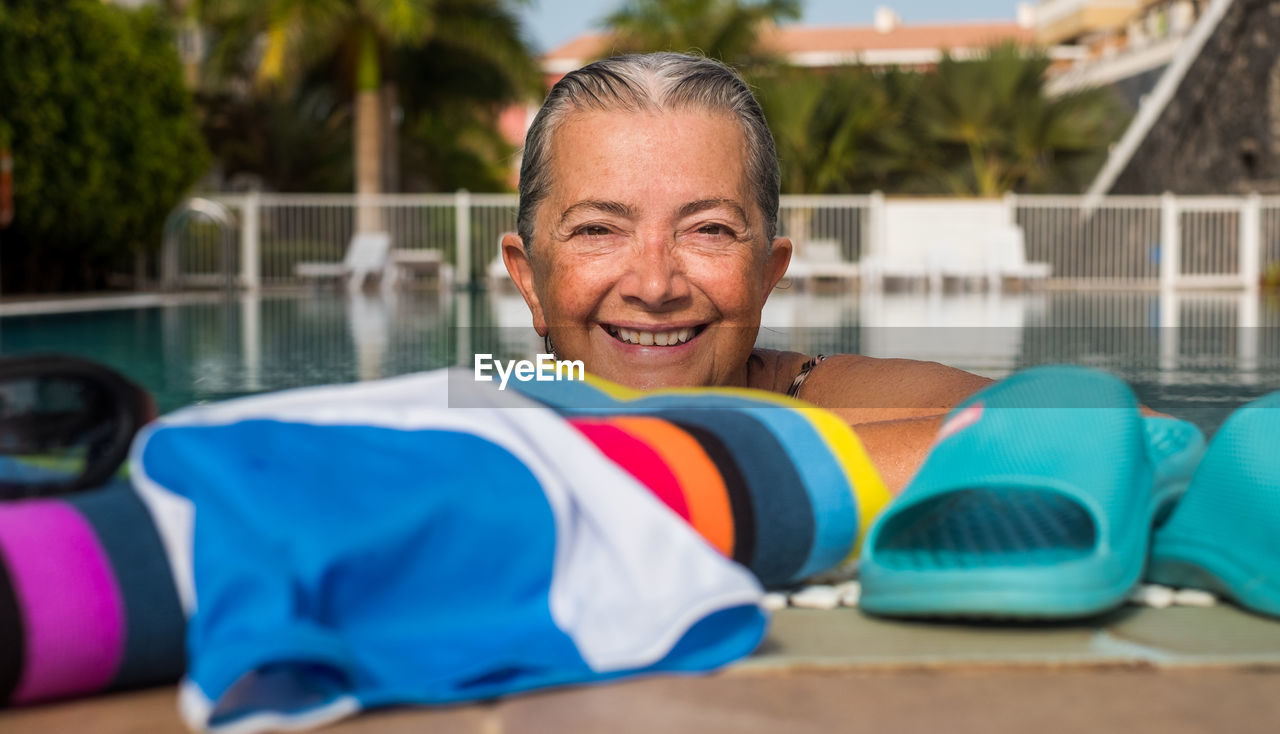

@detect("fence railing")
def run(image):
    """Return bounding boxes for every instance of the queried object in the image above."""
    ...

[162,192,1280,292]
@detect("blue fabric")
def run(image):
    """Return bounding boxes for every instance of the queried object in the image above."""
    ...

[137,404,766,731]
[142,421,586,706]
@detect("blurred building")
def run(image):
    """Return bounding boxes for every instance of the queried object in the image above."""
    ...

[1083,0,1280,195]
[1036,0,1208,104]
[499,6,1080,170]
[541,8,1053,82]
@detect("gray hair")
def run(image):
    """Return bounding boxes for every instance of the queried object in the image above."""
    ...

[516,52,780,250]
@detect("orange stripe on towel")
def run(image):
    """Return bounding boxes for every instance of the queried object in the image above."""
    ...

[609,416,736,557]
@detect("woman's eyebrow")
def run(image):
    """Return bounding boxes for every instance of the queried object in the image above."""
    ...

[558,200,635,227]
[678,199,747,221]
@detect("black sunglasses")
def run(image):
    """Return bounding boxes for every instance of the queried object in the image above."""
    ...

[0,355,155,500]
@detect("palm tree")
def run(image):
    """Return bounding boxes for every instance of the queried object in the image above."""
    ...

[752,66,923,250]
[1007,83,1130,193]
[916,42,1127,196]
[197,0,540,227]
[755,66,923,195]
[604,0,800,68]
[393,21,541,192]
[199,81,353,192]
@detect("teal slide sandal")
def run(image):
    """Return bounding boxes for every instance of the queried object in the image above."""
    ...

[859,366,1206,620]
[1148,391,1280,619]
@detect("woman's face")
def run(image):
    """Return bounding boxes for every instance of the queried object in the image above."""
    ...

[502,109,792,390]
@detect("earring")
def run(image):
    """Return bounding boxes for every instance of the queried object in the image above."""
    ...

[544,333,556,357]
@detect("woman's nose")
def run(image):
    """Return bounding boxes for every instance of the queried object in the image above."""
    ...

[617,235,691,308]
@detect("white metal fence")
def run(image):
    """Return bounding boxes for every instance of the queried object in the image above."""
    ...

[161,192,1280,291]
[775,194,874,264]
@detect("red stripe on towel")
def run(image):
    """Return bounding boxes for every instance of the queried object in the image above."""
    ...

[0,500,125,703]
[570,419,692,521]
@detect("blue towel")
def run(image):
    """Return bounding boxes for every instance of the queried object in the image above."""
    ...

[130,369,766,733]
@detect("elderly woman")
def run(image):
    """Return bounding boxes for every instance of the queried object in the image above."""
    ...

[500,52,990,491]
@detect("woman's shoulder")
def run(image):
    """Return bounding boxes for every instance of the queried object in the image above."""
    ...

[745,348,812,394]
[748,348,992,421]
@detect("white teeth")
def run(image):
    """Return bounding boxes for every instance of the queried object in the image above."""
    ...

[608,326,697,346]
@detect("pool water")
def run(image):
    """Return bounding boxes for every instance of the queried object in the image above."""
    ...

[4,289,1280,434]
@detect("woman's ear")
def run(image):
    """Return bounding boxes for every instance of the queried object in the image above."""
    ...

[501,233,549,336]
[764,236,793,294]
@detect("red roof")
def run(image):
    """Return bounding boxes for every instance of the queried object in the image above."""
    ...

[546,32,611,62]
[759,22,1034,54]
[543,22,1036,67]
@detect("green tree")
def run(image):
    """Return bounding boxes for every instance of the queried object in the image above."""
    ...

[917,42,1127,196]
[198,0,540,214]
[756,44,1126,197]
[0,1,209,292]
[199,82,353,192]
[604,0,800,68]
[393,30,535,192]
[755,66,924,194]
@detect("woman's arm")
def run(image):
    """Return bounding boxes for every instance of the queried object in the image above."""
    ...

[798,354,992,420]
[810,356,991,493]
[755,352,1164,495]
[836,414,948,495]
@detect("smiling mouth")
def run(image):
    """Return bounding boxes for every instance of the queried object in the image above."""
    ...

[603,324,706,347]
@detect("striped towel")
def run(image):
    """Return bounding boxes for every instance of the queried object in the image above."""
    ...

[0,366,886,730]
[127,369,768,733]
[516,373,891,587]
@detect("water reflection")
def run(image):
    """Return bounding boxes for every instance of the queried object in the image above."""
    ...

[4,288,1280,431]
[484,287,1280,431]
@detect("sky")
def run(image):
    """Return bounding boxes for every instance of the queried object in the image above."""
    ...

[517,1,1025,53]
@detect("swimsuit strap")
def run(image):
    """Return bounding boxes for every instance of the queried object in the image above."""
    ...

[786,354,828,399]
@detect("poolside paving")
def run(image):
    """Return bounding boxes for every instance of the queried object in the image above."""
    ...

[7,605,1280,733]
[750,605,1280,669]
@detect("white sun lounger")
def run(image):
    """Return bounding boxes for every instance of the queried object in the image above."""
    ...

[296,232,394,291]
[785,239,861,289]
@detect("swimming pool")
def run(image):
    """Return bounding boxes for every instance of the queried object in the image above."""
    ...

[4,288,1280,433]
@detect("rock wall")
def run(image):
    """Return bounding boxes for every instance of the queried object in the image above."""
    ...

[1111,0,1280,194]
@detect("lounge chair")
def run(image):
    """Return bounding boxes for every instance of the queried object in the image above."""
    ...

[985,225,1051,289]
[391,248,453,289]
[784,239,860,289]
[924,239,990,291]
[295,232,394,291]
[859,252,931,291]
